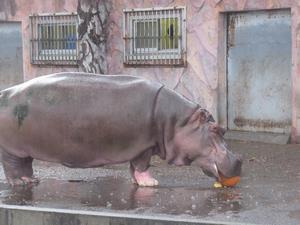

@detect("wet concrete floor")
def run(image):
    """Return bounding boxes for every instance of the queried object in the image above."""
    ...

[0,140,299,225]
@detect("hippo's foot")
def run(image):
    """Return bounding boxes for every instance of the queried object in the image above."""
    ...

[132,170,159,187]
[129,148,157,186]
[8,177,39,186]
[1,151,37,187]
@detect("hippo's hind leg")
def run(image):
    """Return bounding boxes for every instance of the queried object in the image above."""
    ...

[130,147,158,187]
[1,151,39,186]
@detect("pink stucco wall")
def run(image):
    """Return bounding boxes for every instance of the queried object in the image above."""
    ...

[0,0,79,80]
[106,0,300,143]
[1,0,300,142]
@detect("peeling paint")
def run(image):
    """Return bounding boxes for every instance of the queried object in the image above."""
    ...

[78,0,112,74]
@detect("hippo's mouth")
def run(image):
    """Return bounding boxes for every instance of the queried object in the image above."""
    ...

[202,163,235,183]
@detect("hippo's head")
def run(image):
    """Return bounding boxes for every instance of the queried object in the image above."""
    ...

[172,108,242,181]
[194,122,242,180]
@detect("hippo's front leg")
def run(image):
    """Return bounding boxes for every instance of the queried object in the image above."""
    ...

[1,150,39,186]
[130,148,158,187]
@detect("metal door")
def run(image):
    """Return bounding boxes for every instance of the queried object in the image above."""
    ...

[227,10,291,133]
[0,22,23,90]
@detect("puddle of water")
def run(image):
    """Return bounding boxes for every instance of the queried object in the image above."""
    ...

[0,177,249,217]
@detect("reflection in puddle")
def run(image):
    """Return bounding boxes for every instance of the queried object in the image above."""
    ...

[0,177,245,217]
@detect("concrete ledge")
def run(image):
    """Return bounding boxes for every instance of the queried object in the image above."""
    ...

[0,204,254,225]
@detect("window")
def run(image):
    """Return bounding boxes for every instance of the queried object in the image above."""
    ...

[30,13,78,65]
[123,7,186,66]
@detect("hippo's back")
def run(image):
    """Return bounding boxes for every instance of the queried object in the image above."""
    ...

[2,72,159,98]
[0,72,163,166]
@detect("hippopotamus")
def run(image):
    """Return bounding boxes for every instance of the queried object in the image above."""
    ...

[0,72,242,186]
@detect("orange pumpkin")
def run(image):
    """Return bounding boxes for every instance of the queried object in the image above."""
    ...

[219,174,240,187]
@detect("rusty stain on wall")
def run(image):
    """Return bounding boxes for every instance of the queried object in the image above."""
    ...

[227,15,235,48]
[234,117,291,129]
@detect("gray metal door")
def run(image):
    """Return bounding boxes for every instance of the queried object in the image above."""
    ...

[227,10,291,133]
[0,22,23,90]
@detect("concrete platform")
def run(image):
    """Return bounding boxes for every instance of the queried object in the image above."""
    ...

[0,140,299,225]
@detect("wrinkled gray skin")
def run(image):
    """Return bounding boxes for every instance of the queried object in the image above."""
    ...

[0,72,242,186]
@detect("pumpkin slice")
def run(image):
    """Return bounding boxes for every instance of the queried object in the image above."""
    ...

[219,173,240,187]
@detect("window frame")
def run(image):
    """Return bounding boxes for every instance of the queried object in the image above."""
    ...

[123,6,186,66]
[30,12,79,66]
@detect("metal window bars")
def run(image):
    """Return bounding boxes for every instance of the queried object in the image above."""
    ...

[30,12,79,66]
[123,6,186,66]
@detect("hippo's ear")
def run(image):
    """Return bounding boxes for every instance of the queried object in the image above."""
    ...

[188,108,213,125]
